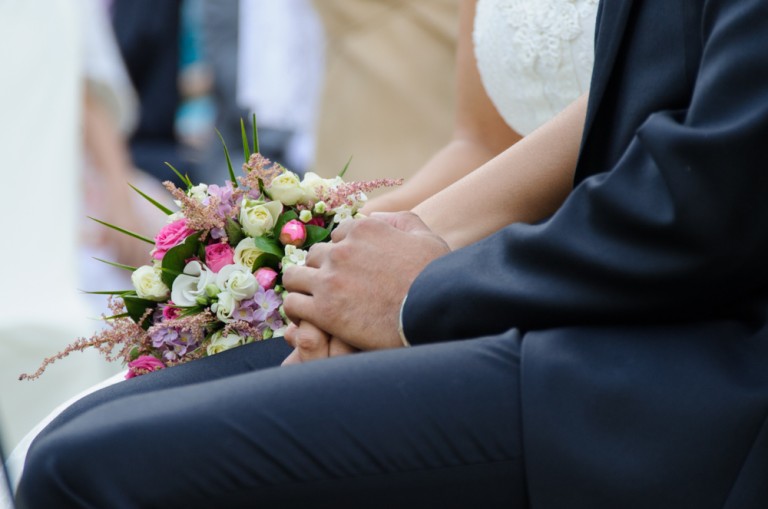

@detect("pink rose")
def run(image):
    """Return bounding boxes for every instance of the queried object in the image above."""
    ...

[204,242,235,272]
[307,217,325,227]
[279,219,307,247]
[153,219,195,260]
[161,302,181,321]
[125,355,166,379]
[254,267,278,289]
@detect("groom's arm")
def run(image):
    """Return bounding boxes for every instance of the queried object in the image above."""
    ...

[403,0,768,343]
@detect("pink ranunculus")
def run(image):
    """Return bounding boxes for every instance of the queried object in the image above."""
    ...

[162,302,181,321]
[254,267,278,289]
[153,219,195,260]
[204,242,235,272]
[125,355,166,379]
[279,219,307,247]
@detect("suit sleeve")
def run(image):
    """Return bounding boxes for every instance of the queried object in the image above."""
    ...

[403,0,768,343]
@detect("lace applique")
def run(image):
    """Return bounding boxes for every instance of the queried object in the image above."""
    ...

[474,0,598,135]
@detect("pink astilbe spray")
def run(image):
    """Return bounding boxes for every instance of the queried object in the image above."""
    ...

[19,297,151,381]
[323,179,404,211]
[163,181,226,235]
[239,153,286,189]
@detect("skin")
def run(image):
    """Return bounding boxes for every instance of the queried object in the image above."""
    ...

[282,0,588,361]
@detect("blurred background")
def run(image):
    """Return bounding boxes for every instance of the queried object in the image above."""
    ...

[0,0,458,450]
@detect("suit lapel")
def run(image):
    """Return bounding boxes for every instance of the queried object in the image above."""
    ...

[581,0,635,146]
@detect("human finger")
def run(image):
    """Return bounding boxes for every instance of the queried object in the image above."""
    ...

[281,265,316,296]
[329,337,358,358]
[294,321,331,362]
[329,216,357,242]
[305,241,331,268]
[283,322,299,348]
[281,348,303,366]
[282,291,316,324]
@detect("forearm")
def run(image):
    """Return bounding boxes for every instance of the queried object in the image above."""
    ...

[414,94,587,250]
[363,136,505,213]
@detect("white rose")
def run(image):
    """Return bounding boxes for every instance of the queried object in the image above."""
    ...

[211,291,236,322]
[299,172,327,202]
[131,265,170,301]
[266,171,304,205]
[170,261,216,307]
[239,198,283,237]
[233,237,265,270]
[188,183,208,203]
[206,331,247,355]
[282,245,308,268]
[215,264,258,300]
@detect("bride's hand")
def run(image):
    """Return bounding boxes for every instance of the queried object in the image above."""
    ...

[281,321,358,365]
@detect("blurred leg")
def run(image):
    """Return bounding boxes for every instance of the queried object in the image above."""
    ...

[17,332,525,508]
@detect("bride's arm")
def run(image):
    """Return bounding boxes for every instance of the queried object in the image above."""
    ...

[413,94,587,250]
[362,0,521,214]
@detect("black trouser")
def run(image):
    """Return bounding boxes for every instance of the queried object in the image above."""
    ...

[17,332,526,508]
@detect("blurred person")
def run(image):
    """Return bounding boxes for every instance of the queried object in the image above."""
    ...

[196,0,249,183]
[237,0,325,177]
[312,0,459,195]
[0,0,135,451]
[110,0,197,184]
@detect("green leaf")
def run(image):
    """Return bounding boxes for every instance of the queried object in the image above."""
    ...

[240,118,251,163]
[164,162,193,189]
[82,290,133,295]
[216,129,239,187]
[128,183,173,215]
[225,217,245,247]
[303,224,331,247]
[160,232,202,288]
[93,257,139,272]
[274,210,299,238]
[252,236,284,258]
[123,295,158,329]
[88,217,154,244]
[103,313,131,320]
[252,253,281,271]
[252,113,260,154]
[338,155,353,179]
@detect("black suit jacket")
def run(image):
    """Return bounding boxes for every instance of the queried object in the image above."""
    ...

[403,0,768,506]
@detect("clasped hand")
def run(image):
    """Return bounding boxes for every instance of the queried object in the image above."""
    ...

[281,211,450,364]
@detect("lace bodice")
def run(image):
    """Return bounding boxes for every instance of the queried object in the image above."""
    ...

[474,0,598,136]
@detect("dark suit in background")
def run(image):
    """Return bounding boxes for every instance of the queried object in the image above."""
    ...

[16,1,768,507]
[111,0,193,181]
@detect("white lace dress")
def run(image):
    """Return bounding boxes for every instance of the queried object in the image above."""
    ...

[474,0,598,135]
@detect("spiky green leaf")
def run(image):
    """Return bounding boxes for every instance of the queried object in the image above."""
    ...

[128,183,173,215]
[240,118,251,163]
[338,155,353,179]
[164,162,193,189]
[88,217,154,244]
[252,113,259,154]
[216,129,238,187]
[92,257,139,272]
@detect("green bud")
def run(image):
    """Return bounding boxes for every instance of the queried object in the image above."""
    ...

[263,328,274,339]
[205,284,221,298]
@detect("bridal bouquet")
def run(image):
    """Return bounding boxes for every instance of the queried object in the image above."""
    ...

[21,121,401,380]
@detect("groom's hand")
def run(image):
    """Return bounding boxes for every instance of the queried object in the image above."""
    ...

[282,212,450,351]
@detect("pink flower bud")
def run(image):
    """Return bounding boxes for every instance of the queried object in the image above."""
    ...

[279,219,307,247]
[254,267,278,289]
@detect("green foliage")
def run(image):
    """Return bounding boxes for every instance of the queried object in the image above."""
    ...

[128,184,173,215]
[88,217,154,244]
[225,217,245,247]
[252,113,259,154]
[164,162,193,189]
[92,257,138,272]
[160,232,202,288]
[251,236,284,258]
[123,295,158,329]
[240,118,251,163]
[338,155,353,179]
[304,224,331,247]
[216,129,238,187]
